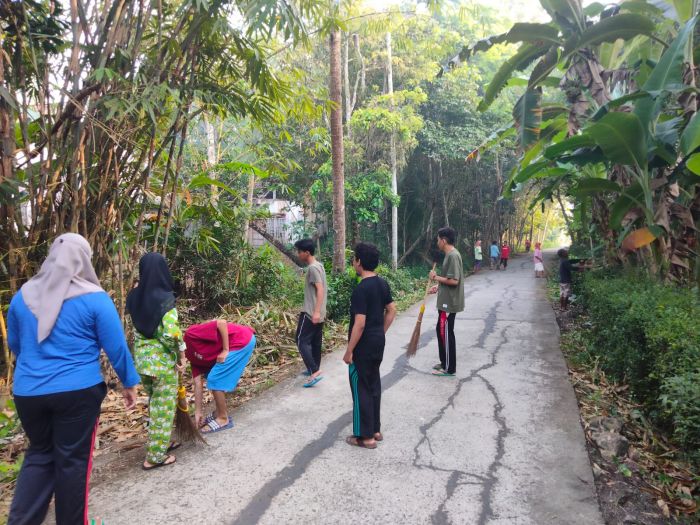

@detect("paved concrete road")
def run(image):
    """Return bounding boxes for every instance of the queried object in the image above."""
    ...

[89,255,602,524]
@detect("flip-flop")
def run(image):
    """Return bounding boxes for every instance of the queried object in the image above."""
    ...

[201,416,234,434]
[202,412,216,426]
[432,363,443,370]
[345,436,377,449]
[167,441,181,452]
[301,370,312,376]
[142,454,176,471]
[432,369,455,377]
[303,376,323,388]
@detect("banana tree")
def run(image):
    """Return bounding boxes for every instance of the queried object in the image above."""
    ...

[505,14,700,279]
[448,0,657,150]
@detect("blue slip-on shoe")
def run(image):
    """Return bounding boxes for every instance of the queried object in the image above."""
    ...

[303,376,324,388]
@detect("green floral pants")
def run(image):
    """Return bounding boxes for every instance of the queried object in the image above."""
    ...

[142,373,177,464]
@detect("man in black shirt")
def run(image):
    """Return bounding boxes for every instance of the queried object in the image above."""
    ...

[343,243,397,449]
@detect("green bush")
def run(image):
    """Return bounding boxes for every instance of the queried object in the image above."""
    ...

[324,263,427,322]
[581,272,700,465]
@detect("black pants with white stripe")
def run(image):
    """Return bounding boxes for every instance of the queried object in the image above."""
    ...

[436,311,457,374]
[296,312,323,374]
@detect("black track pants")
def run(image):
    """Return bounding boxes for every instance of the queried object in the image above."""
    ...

[436,311,457,374]
[296,312,323,374]
[349,349,383,439]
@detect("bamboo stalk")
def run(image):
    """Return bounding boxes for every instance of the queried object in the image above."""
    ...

[0,301,13,385]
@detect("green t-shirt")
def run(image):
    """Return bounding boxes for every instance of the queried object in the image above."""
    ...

[437,249,465,313]
[474,246,482,260]
[303,260,328,321]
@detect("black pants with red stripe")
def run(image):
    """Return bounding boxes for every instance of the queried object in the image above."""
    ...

[9,382,106,525]
[436,311,457,374]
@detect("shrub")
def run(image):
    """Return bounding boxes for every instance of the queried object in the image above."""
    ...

[580,272,700,465]
[324,263,428,322]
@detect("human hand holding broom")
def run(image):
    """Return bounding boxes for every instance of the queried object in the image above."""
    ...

[406,263,436,358]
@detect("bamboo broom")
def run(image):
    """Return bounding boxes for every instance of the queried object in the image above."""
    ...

[406,263,436,357]
[174,372,206,445]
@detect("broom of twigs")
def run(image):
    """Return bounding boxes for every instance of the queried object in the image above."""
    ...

[406,263,436,358]
[174,372,207,445]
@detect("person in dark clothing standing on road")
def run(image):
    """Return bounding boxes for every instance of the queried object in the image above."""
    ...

[294,238,327,388]
[343,243,397,449]
[429,227,465,377]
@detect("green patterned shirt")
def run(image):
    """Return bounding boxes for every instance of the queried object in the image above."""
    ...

[133,308,185,378]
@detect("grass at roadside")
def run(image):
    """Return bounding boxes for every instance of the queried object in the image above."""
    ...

[547,269,699,523]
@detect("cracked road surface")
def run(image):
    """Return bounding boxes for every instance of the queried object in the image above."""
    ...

[89,256,603,524]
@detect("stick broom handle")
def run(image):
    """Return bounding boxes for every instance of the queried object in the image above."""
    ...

[419,263,437,316]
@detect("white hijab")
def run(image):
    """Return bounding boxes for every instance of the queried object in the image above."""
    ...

[21,233,103,342]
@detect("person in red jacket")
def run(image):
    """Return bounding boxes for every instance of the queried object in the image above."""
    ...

[500,242,511,270]
[183,319,256,433]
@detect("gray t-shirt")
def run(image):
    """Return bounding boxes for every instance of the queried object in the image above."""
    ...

[437,249,465,313]
[303,261,328,321]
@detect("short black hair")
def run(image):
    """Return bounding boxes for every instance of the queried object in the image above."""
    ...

[492,240,497,244]
[437,227,456,245]
[353,242,380,271]
[294,238,315,255]
[557,248,568,259]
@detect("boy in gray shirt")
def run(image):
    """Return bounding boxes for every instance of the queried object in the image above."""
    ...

[294,239,327,387]
[429,227,465,376]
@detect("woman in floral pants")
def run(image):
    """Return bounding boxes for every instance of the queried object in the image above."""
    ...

[127,253,186,470]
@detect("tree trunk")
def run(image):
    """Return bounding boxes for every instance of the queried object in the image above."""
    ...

[330,28,346,273]
[386,32,398,269]
[343,34,352,139]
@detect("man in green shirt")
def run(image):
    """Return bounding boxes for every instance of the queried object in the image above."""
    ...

[429,227,465,376]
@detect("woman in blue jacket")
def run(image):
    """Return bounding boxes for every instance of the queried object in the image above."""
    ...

[7,233,140,525]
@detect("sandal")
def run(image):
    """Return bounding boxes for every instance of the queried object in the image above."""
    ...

[201,416,234,434]
[374,432,383,442]
[142,454,176,471]
[303,376,323,388]
[432,369,455,376]
[345,436,377,449]
[167,441,181,452]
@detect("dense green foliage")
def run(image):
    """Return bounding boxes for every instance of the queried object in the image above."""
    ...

[580,272,700,465]
[462,0,700,284]
[325,263,429,322]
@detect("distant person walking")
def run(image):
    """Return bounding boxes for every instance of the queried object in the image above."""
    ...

[489,241,500,270]
[534,242,545,277]
[7,233,139,525]
[429,227,465,376]
[343,243,396,449]
[500,242,510,269]
[473,240,483,273]
[127,253,186,471]
[525,239,531,253]
[184,319,256,433]
[294,238,328,388]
